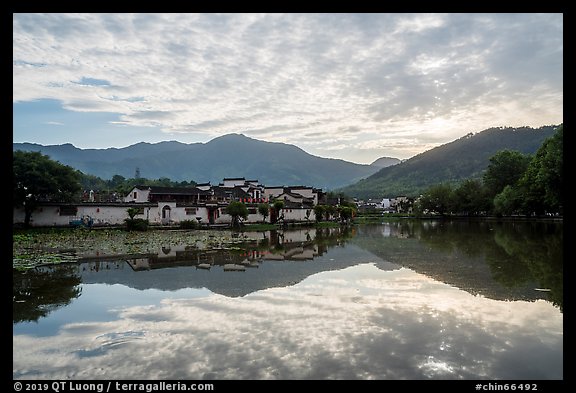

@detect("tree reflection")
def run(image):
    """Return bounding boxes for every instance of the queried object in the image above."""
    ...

[352,220,562,310]
[416,220,563,311]
[490,222,563,311]
[13,265,82,323]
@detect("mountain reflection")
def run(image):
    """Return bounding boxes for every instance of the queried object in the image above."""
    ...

[13,221,562,325]
[13,222,563,379]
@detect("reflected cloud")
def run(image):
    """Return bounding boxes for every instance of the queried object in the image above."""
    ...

[13,264,562,380]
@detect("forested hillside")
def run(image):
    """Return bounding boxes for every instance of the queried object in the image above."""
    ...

[339,125,558,199]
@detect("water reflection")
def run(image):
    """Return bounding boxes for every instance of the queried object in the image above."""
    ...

[13,222,563,324]
[13,221,563,379]
[14,228,361,302]
[352,221,562,310]
[13,265,82,323]
[13,264,562,379]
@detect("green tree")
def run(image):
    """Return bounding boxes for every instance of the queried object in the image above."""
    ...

[153,177,173,187]
[226,201,249,227]
[126,207,140,220]
[453,179,490,215]
[483,150,531,200]
[13,151,81,227]
[272,200,284,223]
[325,205,337,221]
[257,203,270,223]
[517,125,563,215]
[108,174,126,189]
[339,206,355,223]
[418,184,454,216]
[79,172,108,192]
[493,185,522,216]
[125,207,148,231]
[314,205,326,222]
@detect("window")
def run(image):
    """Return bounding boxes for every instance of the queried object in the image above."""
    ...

[248,208,257,215]
[59,206,78,216]
[185,207,197,215]
[133,191,138,199]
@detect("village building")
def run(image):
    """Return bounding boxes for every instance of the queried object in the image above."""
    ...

[13,177,327,227]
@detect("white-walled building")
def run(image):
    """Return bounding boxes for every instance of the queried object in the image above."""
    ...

[14,178,322,227]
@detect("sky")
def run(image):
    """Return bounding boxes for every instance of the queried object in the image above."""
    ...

[13,13,563,164]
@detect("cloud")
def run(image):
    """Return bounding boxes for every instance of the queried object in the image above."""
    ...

[13,264,562,379]
[13,13,563,162]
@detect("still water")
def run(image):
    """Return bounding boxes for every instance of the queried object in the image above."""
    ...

[13,221,563,380]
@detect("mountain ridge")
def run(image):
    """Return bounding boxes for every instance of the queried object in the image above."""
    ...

[370,157,402,168]
[339,125,559,199]
[13,134,381,190]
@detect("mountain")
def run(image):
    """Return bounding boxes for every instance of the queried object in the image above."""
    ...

[339,125,559,199]
[370,157,402,168]
[13,134,381,190]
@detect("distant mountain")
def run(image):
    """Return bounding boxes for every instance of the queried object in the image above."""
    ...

[339,125,559,199]
[13,134,381,190]
[370,157,402,168]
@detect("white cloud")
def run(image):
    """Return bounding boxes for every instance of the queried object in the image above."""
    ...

[13,13,563,163]
[13,264,563,379]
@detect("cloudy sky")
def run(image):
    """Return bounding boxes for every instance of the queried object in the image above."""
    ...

[13,13,563,164]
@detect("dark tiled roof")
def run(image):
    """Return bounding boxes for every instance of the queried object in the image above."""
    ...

[144,186,211,195]
[279,191,305,199]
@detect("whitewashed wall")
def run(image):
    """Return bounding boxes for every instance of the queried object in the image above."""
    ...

[279,208,315,223]
[14,204,317,227]
[124,187,151,203]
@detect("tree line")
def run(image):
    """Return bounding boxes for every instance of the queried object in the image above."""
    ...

[413,125,563,217]
[13,150,199,226]
[13,150,358,227]
[79,173,197,197]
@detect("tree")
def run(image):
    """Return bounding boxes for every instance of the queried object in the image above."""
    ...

[314,205,326,222]
[13,151,81,227]
[272,200,284,223]
[325,205,337,221]
[483,150,531,199]
[453,179,490,215]
[517,125,563,215]
[226,201,249,227]
[418,184,454,216]
[493,185,522,216]
[257,203,270,223]
[126,207,140,220]
[124,207,148,231]
[109,174,126,189]
[339,206,355,223]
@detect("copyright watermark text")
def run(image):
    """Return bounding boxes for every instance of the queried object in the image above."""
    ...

[13,382,214,393]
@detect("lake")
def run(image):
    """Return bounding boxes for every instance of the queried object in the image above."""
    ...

[13,220,563,380]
